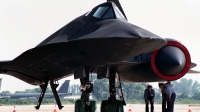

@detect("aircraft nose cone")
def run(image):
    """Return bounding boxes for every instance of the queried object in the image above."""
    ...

[155,46,186,76]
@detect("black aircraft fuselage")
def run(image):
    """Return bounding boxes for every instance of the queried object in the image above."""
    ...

[0,1,197,110]
[0,2,168,85]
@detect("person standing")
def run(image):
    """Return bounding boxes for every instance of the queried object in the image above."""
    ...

[144,85,155,112]
[158,83,167,112]
[165,81,176,112]
[159,81,176,112]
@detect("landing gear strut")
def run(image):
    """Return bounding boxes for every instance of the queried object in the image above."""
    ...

[74,66,125,112]
[79,67,93,111]
[74,66,97,112]
[35,81,48,110]
[50,80,64,110]
[100,68,125,112]
[35,80,64,110]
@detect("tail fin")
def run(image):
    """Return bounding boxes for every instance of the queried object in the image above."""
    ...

[58,80,70,93]
[107,0,127,20]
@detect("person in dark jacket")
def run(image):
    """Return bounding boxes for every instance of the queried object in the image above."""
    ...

[159,83,167,112]
[144,85,155,112]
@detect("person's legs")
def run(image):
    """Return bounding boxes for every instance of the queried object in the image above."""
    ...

[146,97,150,112]
[167,93,174,112]
[150,98,154,112]
[146,100,149,112]
[162,94,167,112]
[170,93,176,112]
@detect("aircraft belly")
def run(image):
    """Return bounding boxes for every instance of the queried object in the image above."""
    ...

[47,39,161,70]
[118,63,165,82]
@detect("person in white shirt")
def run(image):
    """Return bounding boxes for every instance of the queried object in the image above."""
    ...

[165,81,176,112]
[159,81,176,112]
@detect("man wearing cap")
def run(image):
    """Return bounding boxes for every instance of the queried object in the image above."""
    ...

[144,85,155,112]
[159,83,167,112]
[159,81,176,112]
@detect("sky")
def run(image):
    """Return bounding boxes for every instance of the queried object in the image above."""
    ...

[0,0,200,93]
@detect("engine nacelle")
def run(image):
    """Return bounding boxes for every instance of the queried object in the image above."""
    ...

[151,39,191,80]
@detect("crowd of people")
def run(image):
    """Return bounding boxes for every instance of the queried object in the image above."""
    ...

[144,81,176,112]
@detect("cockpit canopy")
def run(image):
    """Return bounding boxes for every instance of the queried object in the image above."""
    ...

[85,2,126,20]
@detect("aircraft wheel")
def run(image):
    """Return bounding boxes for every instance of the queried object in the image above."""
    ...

[75,100,97,112]
[75,99,85,112]
[101,100,124,112]
[89,100,97,112]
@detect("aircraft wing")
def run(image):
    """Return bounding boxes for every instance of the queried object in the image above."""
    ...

[188,70,200,73]
[190,62,197,69]
[187,63,200,73]
[0,35,165,85]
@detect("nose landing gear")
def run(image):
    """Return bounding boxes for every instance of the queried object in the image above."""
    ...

[100,69,125,112]
[74,66,125,112]
[74,66,97,112]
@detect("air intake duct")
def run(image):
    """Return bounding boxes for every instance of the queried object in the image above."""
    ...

[151,40,191,80]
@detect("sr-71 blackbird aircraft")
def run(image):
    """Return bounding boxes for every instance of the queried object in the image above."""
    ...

[0,80,71,99]
[0,0,198,111]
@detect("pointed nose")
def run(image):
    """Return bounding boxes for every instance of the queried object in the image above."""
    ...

[155,46,186,76]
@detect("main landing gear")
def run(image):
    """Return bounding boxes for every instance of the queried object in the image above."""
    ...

[35,80,64,110]
[74,66,125,112]
[35,81,48,110]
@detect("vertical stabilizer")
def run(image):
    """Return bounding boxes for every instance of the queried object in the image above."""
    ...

[58,80,70,93]
[107,0,127,20]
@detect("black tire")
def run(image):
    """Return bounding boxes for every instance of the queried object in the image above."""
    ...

[75,100,97,112]
[75,99,85,112]
[90,101,97,112]
[101,100,124,112]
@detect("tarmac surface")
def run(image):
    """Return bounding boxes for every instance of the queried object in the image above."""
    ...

[0,104,199,112]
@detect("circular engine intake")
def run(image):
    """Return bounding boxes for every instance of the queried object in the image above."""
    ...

[151,41,191,80]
